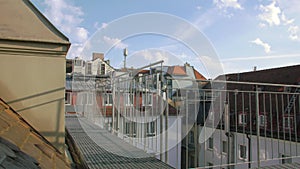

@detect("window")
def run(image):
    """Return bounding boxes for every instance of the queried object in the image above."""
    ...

[87,93,93,105]
[281,154,292,164]
[101,64,105,75]
[80,93,87,105]
[239,145,247,159]
[142,93,152,106]
[124,93,134,106]
[97,63,101,75]
[189,155,195,168]
[208,137,213,150]
[86,63,92,74]
[283,116,293,129]
[125,121,136,137]
[207,162,213,169]
[104,93,113,106]
[189,131,194,144]
[222,141,228,154]
[65,92,72,105]
[75,59,82,66]
[239,113,247,125]
[146,121,156,136]
[259,115,266,127]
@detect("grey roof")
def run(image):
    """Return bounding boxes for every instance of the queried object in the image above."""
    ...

[0,0,69,44]
[0,137,40,169]
[65,115,173,169]
[252,162,300,169]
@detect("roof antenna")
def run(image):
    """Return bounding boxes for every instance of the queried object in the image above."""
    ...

[123,48,128,69]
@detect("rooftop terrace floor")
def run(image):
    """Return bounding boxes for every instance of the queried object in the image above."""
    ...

[65,115,173,169]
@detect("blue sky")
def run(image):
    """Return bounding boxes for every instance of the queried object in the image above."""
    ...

[31,0,300,77]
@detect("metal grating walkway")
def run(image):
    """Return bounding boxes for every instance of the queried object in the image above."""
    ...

[252,162,300,169]
[65,115,173,169]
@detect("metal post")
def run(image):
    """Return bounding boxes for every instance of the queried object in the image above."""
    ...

[165,84,168,164]
[112,78,115,133]
[256,86,260,168]
[117,78,120,133]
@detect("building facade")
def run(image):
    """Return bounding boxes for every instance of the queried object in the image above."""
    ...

[0,0,70,151]
[191,65,300,168]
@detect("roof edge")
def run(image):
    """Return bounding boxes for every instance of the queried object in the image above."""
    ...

[26,0,70,43]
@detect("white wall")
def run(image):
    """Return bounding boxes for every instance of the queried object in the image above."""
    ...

[198,127,300,168]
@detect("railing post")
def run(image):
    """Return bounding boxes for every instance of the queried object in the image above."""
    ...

[256,85,260,168]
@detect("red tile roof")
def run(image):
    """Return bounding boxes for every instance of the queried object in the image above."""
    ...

[167,66,186,75]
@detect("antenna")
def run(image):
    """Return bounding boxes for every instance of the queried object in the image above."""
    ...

[123,48,128,69]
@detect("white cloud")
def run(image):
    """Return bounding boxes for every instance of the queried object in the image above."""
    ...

[258,1,281,26]
[281,12,294,25]
[288,25,300,41]
[222,53,300,61]
[142,50,169,64]
[250,38,271,53]
[196,6,202,10]
[75,27,88,42]
[103,36,128,49]
[43,0,89,58]
[258,23,266,28]
[277,0,300,15]
[68,43,84,59]
[213,0,243,10]
[101,23,108,29]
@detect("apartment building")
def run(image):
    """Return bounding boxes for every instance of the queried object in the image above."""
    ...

[191,65,300,168]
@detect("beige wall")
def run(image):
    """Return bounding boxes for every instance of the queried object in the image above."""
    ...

[0,39,68,152]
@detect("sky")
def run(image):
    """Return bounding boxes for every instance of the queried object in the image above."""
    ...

[31,0,300,78]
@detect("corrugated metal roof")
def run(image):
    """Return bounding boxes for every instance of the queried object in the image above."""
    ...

[66,115,174,169]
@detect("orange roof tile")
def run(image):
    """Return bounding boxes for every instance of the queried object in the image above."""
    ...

[193,69,206,80]
[167,66,186,75]
[0,98,71,169]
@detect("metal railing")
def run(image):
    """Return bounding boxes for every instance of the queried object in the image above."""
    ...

[68,65,300,169]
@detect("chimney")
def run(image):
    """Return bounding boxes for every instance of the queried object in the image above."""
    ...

[253,66,257,71]
[92,53,104,61]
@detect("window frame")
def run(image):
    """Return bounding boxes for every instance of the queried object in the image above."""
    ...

[146,121,156,136]
[124,121,137,137]
[124,93,134,106]
[101,63,105,75]
[239,144,247,160]
[207,137,213,150]
[104,93,113,106]
[222,140,228,154]
[142,93,153,106]
[65,92,72,105]
[259,114,266,127]
[87,92,93,105]
[86,62,92,75]
[238,113,247,125]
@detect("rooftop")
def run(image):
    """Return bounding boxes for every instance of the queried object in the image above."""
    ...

[0,0,69,45]
[0,98,70,169]
[65,115,173,169]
